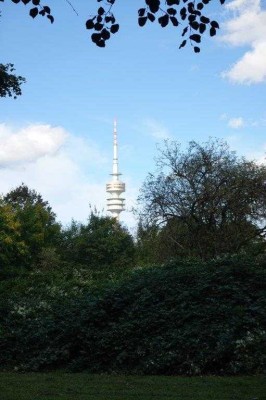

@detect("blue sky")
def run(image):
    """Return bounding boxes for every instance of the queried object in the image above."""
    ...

[1,0,266,229]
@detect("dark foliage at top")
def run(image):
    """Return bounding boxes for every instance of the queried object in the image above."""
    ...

[0,0,54,23]
[87,0,224,50]
[0,0,226,51]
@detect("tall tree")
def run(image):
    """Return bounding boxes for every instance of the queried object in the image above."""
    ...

[59,211,135,269]
[3,184,61,266]
[138,139,266,260]
[0,200,27,273]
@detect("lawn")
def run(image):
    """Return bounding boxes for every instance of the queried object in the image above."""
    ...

[0,373,265,400]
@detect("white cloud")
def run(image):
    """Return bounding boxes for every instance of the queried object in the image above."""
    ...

[221,113,264,129]
[0,123,138,229]
[0,124,67,166]
[228,117,245,128]
[221,0,266,84]
[143,119,172,140]
[222,42,266,84]
[220,114,246,128]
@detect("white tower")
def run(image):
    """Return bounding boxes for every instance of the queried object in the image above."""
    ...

[106,120,125,219]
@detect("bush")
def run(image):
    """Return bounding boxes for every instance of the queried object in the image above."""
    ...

[0,258,265,375]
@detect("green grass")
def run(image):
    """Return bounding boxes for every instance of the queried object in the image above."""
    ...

[0,373,265,400]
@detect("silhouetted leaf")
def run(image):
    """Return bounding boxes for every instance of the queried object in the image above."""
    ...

[96,39,105,47]
[167,0,180,4]
[11,0,20,3]
[147,0,160,13]
[190,21,199,30]
[138,8,146,17]
[182,26,188,36]
[180,6,186,15]
[170,16,178,26]
[86,19,95,29]
[32,0,40,4]
[197,2,203,10]
[148,12,156,22]
[199,23,206,34]
[47,14,54,23]
[179,39,186,49]
[200,16,210,24]
[188,2,195,13]
[94,22,104,31]
[188,14,196,22]
[189,34,201,43]
[43,6,50,14]
[211,20,219,29]
[101,28,111,40]
[138,16,148,26]
[91,32,101,43]
[194,46,200,53]
[98,7,105,15]
[210,26,216,36]
[158,14,169,27]
[29,7,38,18]
[180,7,187,20]
[110,24,119,34]
[167,8,176,15]
[22,0,31,4]
[194,10,202,16]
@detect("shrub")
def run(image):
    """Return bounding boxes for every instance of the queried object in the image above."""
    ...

[0,258,265,375]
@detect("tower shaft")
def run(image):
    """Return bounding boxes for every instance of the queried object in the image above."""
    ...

[106,120,125,219]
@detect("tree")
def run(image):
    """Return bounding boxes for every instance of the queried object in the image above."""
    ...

[0,200,27,274]
[59,211,135,269]
[0,63,26,98]
[138,139,266,260]
[3,183,61,266]
[0,0,225,51]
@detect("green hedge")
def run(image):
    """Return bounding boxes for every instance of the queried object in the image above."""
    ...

[1,258,265,375]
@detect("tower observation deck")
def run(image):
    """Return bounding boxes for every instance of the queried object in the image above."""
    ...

[106,120,125,219]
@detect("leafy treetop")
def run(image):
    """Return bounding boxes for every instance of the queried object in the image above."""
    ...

[2,184,61,266]
[138,139,266,260]
[0,63,26,98]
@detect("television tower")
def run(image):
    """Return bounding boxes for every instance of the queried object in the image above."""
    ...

[106,120,125,219]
